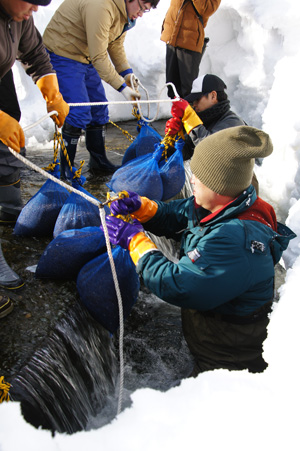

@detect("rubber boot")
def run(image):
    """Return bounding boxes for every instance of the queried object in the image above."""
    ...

[0,241,24,289]
[0,181,23,225]
[60,123,82,180]
[85,125,120,174]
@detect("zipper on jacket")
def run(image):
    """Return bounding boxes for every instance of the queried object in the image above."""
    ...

[8,23,14,43]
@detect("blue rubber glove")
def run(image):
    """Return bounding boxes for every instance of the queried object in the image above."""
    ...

[104,216,144,249]
[110,191,142,216]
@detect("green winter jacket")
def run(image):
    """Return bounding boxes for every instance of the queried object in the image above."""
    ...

[137,185,295,317]
[43,0,131,91]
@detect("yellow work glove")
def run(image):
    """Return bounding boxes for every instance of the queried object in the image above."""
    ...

[182,104,203,134]
[129,231,158,265]
[36,74,69,128]
[0,111,25,152]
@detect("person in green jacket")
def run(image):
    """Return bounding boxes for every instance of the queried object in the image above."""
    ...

[104,125,296,376]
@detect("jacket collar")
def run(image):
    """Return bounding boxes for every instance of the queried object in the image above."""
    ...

[197,185,256,225]
[197,185,278,232]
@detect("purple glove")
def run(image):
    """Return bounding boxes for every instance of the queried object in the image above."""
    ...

[110,191,142,216]
[104,216,144,249]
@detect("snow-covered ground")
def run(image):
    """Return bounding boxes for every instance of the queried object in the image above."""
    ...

[1,0,300,449]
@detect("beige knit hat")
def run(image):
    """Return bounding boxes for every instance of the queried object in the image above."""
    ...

[190,126,273,197]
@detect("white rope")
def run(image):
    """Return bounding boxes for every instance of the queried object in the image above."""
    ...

[8,143,125,416]
[68,98,173,106]
[68,82,180,124]
[99,208,124,415]
[23,111,59,132]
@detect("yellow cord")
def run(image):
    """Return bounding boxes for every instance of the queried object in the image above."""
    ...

[0,376,10,403]
[108,120,135,142]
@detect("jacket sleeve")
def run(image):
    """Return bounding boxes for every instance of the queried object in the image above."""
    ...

[193,0,221,27]
[143,198,193,240]
[17,19,54,82]
[84,2,130,90]
[136,223,254,311]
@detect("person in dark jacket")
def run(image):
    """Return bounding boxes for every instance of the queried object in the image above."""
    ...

[104,125,295,376]
[0,0,69,318]
[165,73,260,195]
[166,73,247,158]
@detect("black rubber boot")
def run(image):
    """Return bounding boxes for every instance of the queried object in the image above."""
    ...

[85,125,120,174]
[0,173,23,226]
[60,123,82,180]
[0,241,24,289]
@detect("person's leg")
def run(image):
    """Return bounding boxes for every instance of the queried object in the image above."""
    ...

[166,44,181,98]
[85,66,119,173]
[0,240,24,289]
[47,53,93,178]
[0,70,24,223]
[177,48,202,98]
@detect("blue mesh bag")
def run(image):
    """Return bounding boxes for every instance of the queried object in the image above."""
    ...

[122,119,162,165]
[53,177,109,238]
[13,162,70,237]
[107,150,164,200]
[77,246,140,333]
[159,138,185,201]
[35,226,107,280]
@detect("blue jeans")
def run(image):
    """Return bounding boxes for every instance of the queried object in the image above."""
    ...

[48,52,109,129]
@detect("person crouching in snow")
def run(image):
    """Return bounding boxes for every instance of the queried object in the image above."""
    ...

[104,125,296,376]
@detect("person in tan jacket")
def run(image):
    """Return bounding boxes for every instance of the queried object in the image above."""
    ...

[161,0,221,98]
[43,0,159,177]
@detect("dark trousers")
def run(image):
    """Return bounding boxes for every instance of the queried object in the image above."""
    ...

[0,69,21,121]
[182,306,271,376]
[0,70,23,214]
[166,45,203,99]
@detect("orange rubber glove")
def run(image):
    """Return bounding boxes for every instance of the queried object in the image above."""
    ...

[129,231,158,265]
[132,196,158,222]
[182,104,203,134]
[110,191,158,223]
[0,111,25,152]
[171,99,202,134]
[36,74,69,128]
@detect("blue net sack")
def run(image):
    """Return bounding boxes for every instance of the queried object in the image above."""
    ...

[53,178,109,238]
[122,119,162,165]
[107,150,164,200]
[35,226,107,280]
[13,162,70,237]
[77,246,140,333]
[159,138,185,201]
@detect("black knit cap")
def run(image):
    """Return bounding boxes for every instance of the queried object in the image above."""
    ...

[21,0,52,5]
[185,74,227,104]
